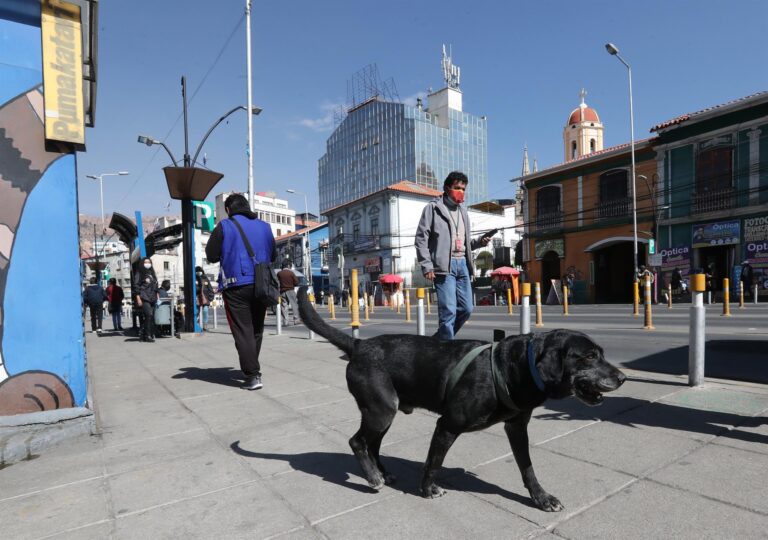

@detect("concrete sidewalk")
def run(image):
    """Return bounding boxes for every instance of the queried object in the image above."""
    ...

[1,321,767,539]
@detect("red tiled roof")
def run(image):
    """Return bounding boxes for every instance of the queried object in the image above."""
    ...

[322,181,441,215]
[274,221,327,241]
[650,90,768,132]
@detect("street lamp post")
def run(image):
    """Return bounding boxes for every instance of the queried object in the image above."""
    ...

[137,76,262,332]
[86,171,129,232]
[286,189,310,287]
[606,42,639,277]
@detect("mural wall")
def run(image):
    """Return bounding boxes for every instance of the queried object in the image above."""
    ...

[0,9,86,415]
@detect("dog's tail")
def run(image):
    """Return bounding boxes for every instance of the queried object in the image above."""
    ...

[297,286,356,356]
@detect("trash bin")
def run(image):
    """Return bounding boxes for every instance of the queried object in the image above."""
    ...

[154,298,172,335]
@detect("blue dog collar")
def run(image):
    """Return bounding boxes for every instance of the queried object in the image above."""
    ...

[528,341,545,392]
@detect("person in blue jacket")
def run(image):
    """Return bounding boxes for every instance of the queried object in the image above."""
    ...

[206,193,276,390]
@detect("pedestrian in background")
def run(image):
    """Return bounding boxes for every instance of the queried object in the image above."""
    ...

[134,257,159,342]
[740,260,754,301]
[276,261,299,325]
[196,266,215,331]
[206,193,276,391]
[106,277,124,331]
[83,277,106,334]
[415,171,492,340]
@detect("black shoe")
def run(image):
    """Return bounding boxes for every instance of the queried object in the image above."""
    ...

[242,375,263,390]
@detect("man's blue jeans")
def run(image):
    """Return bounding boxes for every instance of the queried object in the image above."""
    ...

[434,258,473,340]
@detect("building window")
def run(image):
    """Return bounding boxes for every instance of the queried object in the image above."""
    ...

[370,218,379,236]
[536,186,561,230]
[277,229,282,236]
[571,141,577,159]
[590,139,596,153]
[696,146,733,192]
[164,261,169,271]
[597,169,630,219]
[353,223,360,241]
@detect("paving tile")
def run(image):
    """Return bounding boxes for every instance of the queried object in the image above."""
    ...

[0,435,103,499]
[554,480,768,539]
[660,386,768,416]
[315,489,539,539]
[445,447,634,527]
[272,385,352,409]
[0,478,109,540]
[713,413,768,455]
[540,421,701,477]
[650,444,768,514]
[108,442,251,515]
[113,480,305,540]
[101,428,214,476]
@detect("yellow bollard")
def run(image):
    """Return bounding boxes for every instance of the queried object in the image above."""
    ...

[643,274,654,330]
[427,290,432,314]
[368,293,374,314]
[562,285,570,315]
[364,294,370,321]
[722,278,731,316]
[329,294,336,320]
[535,282,544,327]
[738,281,745,309]
[667,283,672,309]
[350,270,360,329]
[633,281,640,316]
[405,289,411,322]
[506,288,513,315]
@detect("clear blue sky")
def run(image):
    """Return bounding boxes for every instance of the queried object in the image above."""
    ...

[77,0,768,219]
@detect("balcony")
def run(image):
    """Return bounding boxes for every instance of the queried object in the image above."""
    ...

[596,197,631,220]
[533,211,563,232]
[692,186,735,215]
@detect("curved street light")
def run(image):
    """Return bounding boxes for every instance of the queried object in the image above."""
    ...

[605,42,639,277]
[86,171,130,232]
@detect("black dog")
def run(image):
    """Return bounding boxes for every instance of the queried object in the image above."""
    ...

[297,288,625,511]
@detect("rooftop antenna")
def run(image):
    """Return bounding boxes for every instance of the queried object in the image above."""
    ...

[441,44,461,89]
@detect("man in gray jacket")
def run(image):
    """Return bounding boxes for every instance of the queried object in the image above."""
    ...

[415,171,492,340]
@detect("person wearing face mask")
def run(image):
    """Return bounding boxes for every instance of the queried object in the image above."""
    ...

[205,193,276,390]
[133,257,160,342]
[415,171,492,340]
[195,266,215,331]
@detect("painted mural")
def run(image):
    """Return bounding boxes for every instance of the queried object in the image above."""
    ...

[0,13,85,415]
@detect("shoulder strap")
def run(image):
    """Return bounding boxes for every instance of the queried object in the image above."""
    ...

[492,343,519,410]
[229,217,255,258]
[442,343,492,406]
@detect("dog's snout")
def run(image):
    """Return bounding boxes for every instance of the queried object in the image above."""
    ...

[616,371,627,386]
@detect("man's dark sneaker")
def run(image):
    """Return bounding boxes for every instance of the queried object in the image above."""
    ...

[242,375,263,390]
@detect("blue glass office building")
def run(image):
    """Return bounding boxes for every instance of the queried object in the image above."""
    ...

[318,90,488,213]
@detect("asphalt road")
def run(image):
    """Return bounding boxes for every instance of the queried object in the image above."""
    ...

[257,301,768,385]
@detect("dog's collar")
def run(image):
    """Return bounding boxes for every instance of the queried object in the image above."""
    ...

[528,340,546,392]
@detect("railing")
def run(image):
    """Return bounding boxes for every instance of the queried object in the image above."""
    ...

[533,211,563,232]
[596,197,631,220]
[692,186,735,214]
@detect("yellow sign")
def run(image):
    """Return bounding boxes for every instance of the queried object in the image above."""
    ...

[41,0,85,145]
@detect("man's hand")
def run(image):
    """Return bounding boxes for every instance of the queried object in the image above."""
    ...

[424,271,435,281]
[480,236,492,246]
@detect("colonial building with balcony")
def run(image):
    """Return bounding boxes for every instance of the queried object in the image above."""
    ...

[651,91,768,297]
[518,93,657,303]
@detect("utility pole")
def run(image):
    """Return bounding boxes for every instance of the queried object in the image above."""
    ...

[180,76,197,332]
[245,0,254,209]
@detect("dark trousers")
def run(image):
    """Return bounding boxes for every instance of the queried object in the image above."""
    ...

[140,302,155,339]
[88,303,103,331]
[223,285,267,377]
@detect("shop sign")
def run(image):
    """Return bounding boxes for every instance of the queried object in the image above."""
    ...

[743,215,768,289]
[534,239,564,259]
[691,220,740,249]
[364,257,381,273]
[659,245,691,278]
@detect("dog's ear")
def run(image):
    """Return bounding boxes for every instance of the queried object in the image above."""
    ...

[536,343,565,386]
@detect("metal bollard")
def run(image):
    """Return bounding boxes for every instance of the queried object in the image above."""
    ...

[739,281,745,309]
[405,290,411,322]
[213,302,218,329]
[364,294,370,321]
[308,293,315,340]
[667,284,673,309]
[427,290,432,314]
[722,278,731,317]
[329,295,336,320]
[369,293,374,314]
[350,270,360,338]
[507,288,513,315]
[754,284,759,304]
[520,283,531,335]
[562,285,569,316]
[170,296,176,336]
[474,292,477,307]
[643,275,654,330]
[276,296,282,336]
[689,274,706,386]
[632,281,640,316]
[416,288,426,336]
[535,282,543,327]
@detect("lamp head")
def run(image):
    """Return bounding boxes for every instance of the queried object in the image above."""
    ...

[86,175,98,180]
[250,106,263,115]
[286,189,296,194]
[605,43,620,55]
[137,135,155,146]
[117,171,129,176]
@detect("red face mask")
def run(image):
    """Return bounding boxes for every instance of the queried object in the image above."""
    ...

[447,188,465,204]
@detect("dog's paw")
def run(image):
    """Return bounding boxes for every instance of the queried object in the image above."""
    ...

[368,475,386,491]
[532,492,564,512]
[421,484,446,499]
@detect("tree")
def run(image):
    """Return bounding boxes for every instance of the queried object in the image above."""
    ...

[475,251,493,277]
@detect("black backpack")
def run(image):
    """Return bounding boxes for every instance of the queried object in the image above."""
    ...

[230,218,279,307]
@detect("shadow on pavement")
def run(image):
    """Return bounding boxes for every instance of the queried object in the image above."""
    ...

[230,442,536,507]
[173,367,243,387]
[541,396,768,445]
[622,339,768,384]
